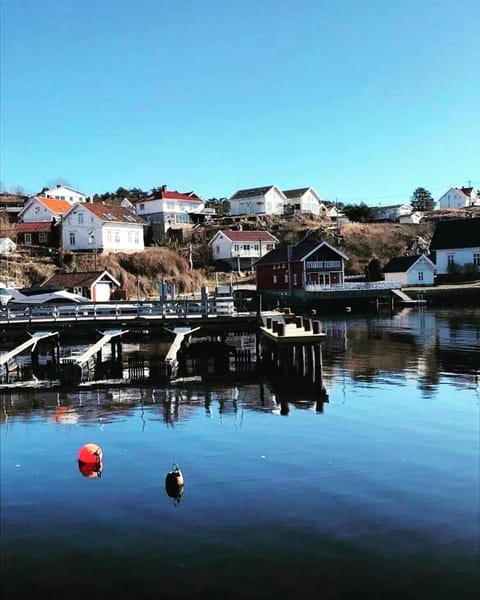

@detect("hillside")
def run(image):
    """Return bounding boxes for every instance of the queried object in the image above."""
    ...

[1,218,440,298]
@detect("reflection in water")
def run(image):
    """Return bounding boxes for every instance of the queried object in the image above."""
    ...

[165,463,184,506]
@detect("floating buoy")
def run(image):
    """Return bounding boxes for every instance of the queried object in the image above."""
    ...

[78,460,103,478]
[165,463,184,505]
[77,443,103,465]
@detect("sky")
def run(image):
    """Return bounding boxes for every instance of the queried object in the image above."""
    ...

[1,0,479,205]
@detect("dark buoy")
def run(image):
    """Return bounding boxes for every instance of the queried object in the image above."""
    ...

[165,463,184,505]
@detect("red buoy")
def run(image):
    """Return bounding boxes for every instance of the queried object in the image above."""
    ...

[77,443,103,465]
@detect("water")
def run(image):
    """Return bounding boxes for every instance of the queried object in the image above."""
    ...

[1,307,479,599]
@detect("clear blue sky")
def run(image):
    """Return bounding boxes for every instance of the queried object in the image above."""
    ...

[1,0,479,205]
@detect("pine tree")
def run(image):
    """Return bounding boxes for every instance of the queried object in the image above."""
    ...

[410,187,435,211]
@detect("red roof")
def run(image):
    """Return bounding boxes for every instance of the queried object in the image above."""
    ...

[15,222,51,232]
[218,230,278,242]
[138,186,203,203]
[457,187,474,197]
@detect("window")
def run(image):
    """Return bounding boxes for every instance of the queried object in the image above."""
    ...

[139,203,145,211]
[293,273,297,285]
[73,286,83,295]
[474,253,480,266]
[284,273,288,283]
[243,244,250,251]
[78,212,84,224]
[39,233,47,243]
[134,232,139,244]
[25,233,32,245]
[418,271,424,282]
[447,254,455,266]
[166,201,175,210]
[127,232,132,244]
[114,231,120,244]
[234,244,240,251]
[273,275,277,283]
[216,245,220,254]
[69,232,76,245]
[107,231,112,243]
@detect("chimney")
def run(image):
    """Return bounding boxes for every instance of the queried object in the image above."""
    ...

[57,184,61,188]
[161,184,167,193]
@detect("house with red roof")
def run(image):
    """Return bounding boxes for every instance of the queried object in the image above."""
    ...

[134,184,205,234]
[18,196,72,223]
[209,230,279,271]
[62,203,146,253]
[437,186,480,210]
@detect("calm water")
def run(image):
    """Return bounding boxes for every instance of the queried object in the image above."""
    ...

[1,307,479,599]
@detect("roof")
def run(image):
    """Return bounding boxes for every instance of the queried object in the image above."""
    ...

[36,197,72,214]
[71,203,146,224]
[254,240,348,266]
[15,222,51,232]
[457,187,474,197]
[430,218,480,250]
[382,255,433,273]
[230,186,275,200]
[215,230,279,242]
[283,188,310,198]
[44,185,85,195]
[142,187,203,203]
[42,270,120,288]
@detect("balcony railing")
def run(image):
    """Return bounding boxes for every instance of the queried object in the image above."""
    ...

[304,281,402,292]
[306,260,341,269]
[231,251,260,258]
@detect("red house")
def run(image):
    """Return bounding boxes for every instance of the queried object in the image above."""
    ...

[254,233,348,295]
[14,222,52,247]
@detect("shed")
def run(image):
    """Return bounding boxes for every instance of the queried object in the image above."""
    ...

[41,270,121,301]
[382,254,435,286]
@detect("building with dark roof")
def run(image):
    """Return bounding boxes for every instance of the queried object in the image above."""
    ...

[430,218,480,274]
[282,187,327,217]
[41,270,121,301]
[229,185,286,216]
[254,232,349,295]
[382,254,435,286]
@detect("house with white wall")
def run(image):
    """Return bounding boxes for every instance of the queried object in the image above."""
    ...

[209,230,279,271]
[18,196,72,223]
[229,186,286,216]
[430,218,480,275]
[42,184,87,204]
[382,254,436,286]
[62,203,145,253]
[135,184,205,234]
[282,187,327,217]
[437,187,480,210]
[371,203,412,222]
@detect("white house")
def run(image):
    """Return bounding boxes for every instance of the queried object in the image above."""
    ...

[437,187,480,210]
[282,187,327,217]
[42,184,87,204]
[371,203,412,222]
[209,230,279,271]
[62,203,145,253]
[229,185,286,216]
[399,211,424,224]
[382,254,436,286]
[18,196,72,223]
[135,185,205,234]
[430,217,480,275]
